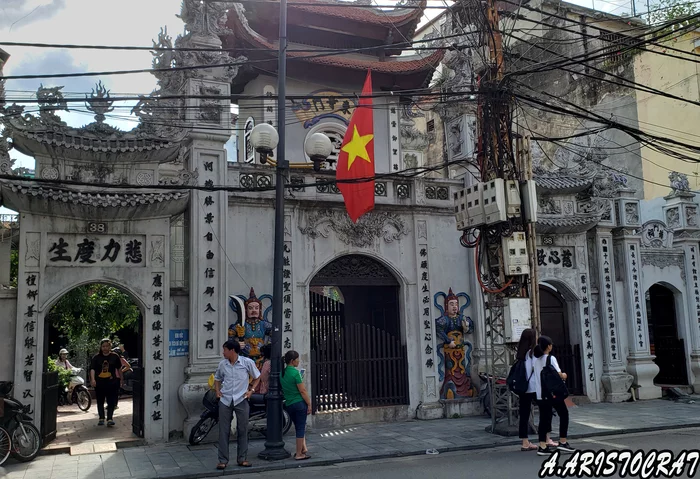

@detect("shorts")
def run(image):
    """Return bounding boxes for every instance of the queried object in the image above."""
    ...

[285,400,308,439]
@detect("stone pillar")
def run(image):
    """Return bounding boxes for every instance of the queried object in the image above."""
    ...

[593,227,634,402]
[665,190,700,390]
[414,216,442,420]
[178,33,233,436]
[613,195,660,399]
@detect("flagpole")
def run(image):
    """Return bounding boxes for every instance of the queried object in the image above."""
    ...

[258,0,291,460]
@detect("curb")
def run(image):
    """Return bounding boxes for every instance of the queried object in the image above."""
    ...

[146,421,700,479]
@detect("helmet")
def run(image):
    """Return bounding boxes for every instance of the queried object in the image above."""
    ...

[59,349,68,356]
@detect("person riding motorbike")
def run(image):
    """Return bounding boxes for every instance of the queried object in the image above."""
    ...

[55,349,74,370]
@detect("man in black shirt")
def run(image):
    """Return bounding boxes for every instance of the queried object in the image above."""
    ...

[90,338,122,426]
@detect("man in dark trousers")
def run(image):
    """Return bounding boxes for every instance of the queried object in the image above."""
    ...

[90,338,122,427]
[214,340,260,470]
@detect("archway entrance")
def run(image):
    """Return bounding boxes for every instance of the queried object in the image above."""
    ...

[539,285,584,395]
[309,255,409,413]
[41,283,145,451]
[646,284,689,385]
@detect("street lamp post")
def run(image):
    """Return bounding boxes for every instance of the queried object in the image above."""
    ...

[249,0,332,452]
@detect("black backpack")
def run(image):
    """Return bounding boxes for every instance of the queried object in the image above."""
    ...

[540,355,569,400]
[506,357,534,395]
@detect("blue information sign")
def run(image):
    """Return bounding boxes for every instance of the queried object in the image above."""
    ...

[169,329,189,357]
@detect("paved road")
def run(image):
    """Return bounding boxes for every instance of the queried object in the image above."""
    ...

[245,428,700,479]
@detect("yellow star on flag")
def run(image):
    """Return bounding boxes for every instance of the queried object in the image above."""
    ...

[341,125,374,170]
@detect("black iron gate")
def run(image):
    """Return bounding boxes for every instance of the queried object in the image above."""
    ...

[132,313,145,437]
[41,371,59,446]
[654,337,689,385]
[310,292,408,413]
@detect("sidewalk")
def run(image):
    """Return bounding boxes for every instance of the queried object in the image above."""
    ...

[2,397,699,479]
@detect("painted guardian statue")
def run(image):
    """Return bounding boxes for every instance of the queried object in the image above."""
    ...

[434,288,476,400]
[228,288,272,367]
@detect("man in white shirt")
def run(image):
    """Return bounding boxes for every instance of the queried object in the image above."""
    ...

[214,340,260,470]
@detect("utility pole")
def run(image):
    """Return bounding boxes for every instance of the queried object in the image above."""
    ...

[455,0,539,436]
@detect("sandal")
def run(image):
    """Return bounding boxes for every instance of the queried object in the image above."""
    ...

[521,444,538,451]
[216,463,227,470]
[295,454,311,460]
[238,461,252,467]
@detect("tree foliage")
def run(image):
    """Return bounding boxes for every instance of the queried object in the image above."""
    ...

[10,247,18,287]
[649,0,698,31]
[48,284,139,367]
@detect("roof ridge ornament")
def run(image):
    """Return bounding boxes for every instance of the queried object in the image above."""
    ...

[85,81,114,124]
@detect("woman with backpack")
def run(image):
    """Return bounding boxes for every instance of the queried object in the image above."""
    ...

[533,335,576,456]
[513,328,557,451]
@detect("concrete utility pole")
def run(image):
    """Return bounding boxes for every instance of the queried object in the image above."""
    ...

[465,0,540,435]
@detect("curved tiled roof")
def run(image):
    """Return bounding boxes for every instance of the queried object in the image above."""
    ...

[7,184,188,208]
[535,172,595,194]
[536,214,601,234]
[286,0,426,27]
[229,4,443,74]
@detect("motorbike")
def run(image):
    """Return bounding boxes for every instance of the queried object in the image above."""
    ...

[57,367,91,412]
[189,389,292,445]
[0,381,41,462]
[119,358,138,396]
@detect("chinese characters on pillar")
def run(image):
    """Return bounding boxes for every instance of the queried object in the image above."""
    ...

[580,274,595,382]
[601,238,619,362]
[200,152,218,353]
[629,244,645,351]
[419,244,435,369]
[389,104,400,171]
[47,235,145,266]
[283,242,293,350]
[151,273,164,422]
[22,272,39,412]
[692,247,700,332]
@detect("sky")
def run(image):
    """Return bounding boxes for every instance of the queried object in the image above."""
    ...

[0,0,636,215]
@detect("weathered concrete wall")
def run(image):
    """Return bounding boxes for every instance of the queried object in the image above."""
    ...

[635,32,700,199]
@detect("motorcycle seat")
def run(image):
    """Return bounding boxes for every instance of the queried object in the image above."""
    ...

[249,393,266,406]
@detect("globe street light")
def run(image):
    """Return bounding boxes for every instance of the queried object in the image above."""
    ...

[250,123,331,460]
[304,132,333,172]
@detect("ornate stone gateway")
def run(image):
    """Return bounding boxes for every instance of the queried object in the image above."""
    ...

[309,255,409,412]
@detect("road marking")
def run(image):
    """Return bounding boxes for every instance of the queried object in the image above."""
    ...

[581,438,628,448]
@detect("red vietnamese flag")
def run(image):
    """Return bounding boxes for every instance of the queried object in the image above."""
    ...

[336,70,375,223]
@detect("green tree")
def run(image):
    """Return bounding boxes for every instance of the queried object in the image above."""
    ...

[48,284,139,367]
[10,247,18,287]
[649,0,698,30]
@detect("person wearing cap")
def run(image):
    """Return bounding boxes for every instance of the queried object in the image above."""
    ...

[56,349,74,370]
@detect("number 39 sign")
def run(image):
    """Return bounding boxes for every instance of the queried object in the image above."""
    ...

[87,222,107,233]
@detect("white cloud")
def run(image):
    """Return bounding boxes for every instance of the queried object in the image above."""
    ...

[0,0,67,30]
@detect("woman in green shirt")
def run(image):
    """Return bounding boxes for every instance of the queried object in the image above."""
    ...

[281,350,312,460]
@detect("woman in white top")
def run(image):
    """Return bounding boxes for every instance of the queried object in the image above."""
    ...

[533,335,576,455]
[514,329,556,451]
[55,349,74,370]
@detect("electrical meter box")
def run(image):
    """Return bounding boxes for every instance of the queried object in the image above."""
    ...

[505,180,522,217]
[466,183,484,227]
[502,232,530,275]
[503,298,532,343]
[483,178,506,225]
[454,189,469,231]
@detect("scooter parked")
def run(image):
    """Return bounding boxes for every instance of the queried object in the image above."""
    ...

[0,381,41,462]
[188,389,292,445]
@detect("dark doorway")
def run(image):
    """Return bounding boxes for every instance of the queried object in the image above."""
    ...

[309,255,409,413]
[539,285,583,395]
[646,284,689,385]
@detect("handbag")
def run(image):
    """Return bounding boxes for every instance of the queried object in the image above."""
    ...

[540,355,569,400]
